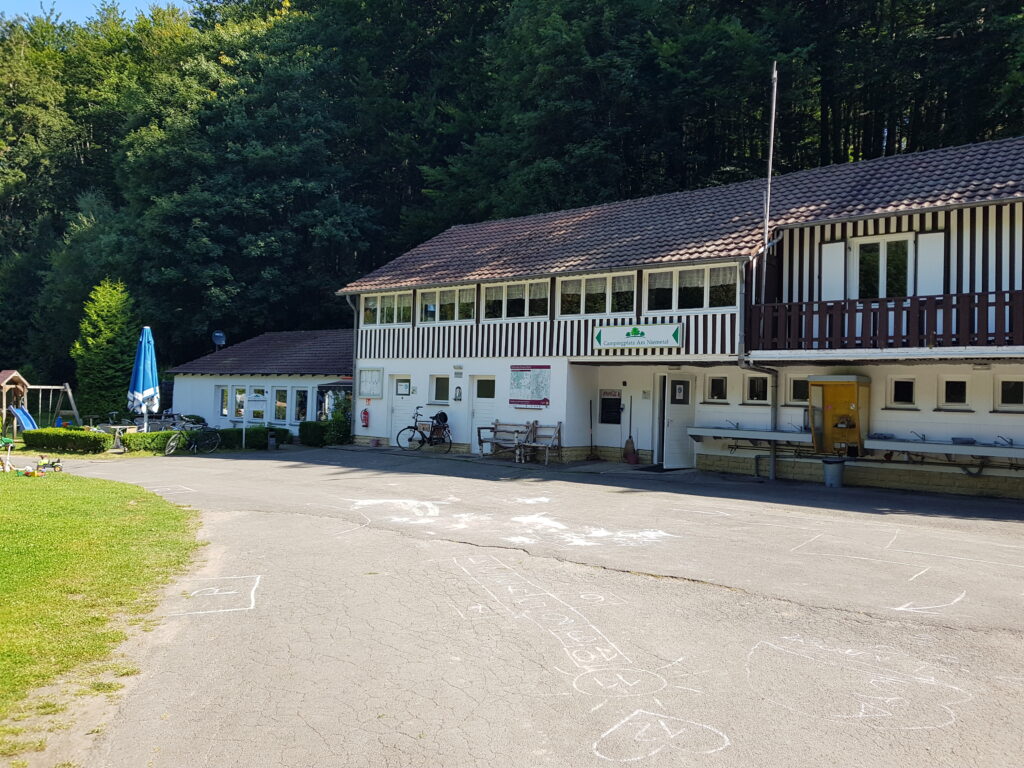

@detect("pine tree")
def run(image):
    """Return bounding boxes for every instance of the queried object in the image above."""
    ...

[69,279,139,419]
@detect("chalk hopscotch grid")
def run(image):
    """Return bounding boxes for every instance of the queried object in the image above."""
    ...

[454,555,633,671]
[167,574,262,616]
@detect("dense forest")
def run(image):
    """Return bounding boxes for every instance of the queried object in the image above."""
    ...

[1,0,1022,382]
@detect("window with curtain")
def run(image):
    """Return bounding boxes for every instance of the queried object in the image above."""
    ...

[678,269,705,309]
[708,266,737,307]
[647,271,673,311]
[420,291,437,322]
[438,289,457,321]
[560,279,582,314]
[611,275,634,312]
[484,286,503,318]
[528,282,548,316]
[458,288,475,320]
[584,278,606,314]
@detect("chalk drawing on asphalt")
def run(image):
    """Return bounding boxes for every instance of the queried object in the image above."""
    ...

[167,575,262,616]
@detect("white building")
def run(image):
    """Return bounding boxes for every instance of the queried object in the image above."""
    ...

[169,330,353,431]
[339,138,1024,497]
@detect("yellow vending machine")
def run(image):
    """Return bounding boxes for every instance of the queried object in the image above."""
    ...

[808,375,871,456]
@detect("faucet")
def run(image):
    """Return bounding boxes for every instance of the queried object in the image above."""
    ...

[996,435,1014,447]
[911,431,927,442]
[726,420,740,430]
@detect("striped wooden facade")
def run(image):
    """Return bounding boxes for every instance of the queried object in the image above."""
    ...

[762,201,1024,305]
[357,310,738,361]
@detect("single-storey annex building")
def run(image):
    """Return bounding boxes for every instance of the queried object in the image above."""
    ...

[169,329,353,430]
[339,137,1024,497]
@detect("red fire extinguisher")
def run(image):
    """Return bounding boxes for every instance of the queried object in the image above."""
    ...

[360,408,370,428]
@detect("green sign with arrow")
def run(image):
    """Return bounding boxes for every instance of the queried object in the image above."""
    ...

[594,324,683,348]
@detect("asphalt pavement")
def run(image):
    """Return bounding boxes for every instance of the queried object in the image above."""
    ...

[55,446,1024,767]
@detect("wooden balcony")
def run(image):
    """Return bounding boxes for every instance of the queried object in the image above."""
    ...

[748,290,1024,351]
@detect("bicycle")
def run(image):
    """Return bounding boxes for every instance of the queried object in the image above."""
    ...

[395,406,452,454]
[164,417,221,455]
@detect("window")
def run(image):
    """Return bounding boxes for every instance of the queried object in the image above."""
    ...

[216,386,228,418]
[678,269,704,309]
[560,279,582,314]
[708,266,738,307]
[475,378,495,399]
[420,291,437,322]
[431,375,450,403]
[482,282,549,320]
[706,376,728,402]
[363,293,413,325]
[645,266,738,312]
[790,378,809,403]
[362,295,377,325]
[745,376,769,403]
[293,389,309,421]
[529,282,548,316]
[458,288,475,320]
[559,275,634,315]
[484,286,503,319]
[599,389,622,424]
[233,387,246,418]
[852,236,912,299]
[438,290,456,321]
[940,379,967,408]
[274,389,288,420]
[890,379,916,407]
[998,379,1024,410]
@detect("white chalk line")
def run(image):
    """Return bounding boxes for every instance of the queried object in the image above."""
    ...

[168,574,261,616]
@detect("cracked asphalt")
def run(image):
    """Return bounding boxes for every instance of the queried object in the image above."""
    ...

[63,447,1024,767]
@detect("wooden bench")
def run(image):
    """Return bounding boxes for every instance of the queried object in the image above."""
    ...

[519,422,562,465]
[477,420,536,460]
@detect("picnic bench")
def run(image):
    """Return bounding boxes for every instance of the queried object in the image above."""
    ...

[477,420,536,461]
[518,422,563,465]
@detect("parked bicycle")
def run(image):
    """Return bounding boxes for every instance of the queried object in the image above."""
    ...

[395,406,452,454]
[164,416,221,455]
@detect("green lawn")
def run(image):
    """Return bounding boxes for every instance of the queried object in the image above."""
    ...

[0,473,197,724]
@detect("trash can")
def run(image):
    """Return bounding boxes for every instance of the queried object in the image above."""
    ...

[267,431,277,451]
[822,457,845,488]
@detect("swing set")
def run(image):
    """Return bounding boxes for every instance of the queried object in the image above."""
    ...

[1,370,82,438]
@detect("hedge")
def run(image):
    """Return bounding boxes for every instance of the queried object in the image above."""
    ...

[299,421,328,447]
[121,430,176,453]
[21,428,114,454]
[217,426,291,450]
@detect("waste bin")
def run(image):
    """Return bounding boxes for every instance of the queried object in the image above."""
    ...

[267,431,277,451]
[822,457,845,488]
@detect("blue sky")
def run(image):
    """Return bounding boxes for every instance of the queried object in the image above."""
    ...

[0,0,185,23]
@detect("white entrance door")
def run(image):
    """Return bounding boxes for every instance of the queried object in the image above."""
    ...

[469,376,497,454]
[662,375,696,469]
[387,374,412,444]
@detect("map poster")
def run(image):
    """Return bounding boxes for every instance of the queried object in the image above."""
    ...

[509,364,551,407]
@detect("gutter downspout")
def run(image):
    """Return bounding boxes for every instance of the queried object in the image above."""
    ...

[345,294,358,443]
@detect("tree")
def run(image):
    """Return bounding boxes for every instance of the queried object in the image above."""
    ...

[69,279,139,419]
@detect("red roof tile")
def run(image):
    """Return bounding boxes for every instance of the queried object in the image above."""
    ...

[340,136,1024,293]
[168,330,353,376]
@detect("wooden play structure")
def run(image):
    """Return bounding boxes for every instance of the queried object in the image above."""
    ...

[1,370,81,437]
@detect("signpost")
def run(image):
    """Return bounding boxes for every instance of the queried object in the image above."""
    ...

[593,324,683,349]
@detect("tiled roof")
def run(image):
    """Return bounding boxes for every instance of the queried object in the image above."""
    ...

[168,330,353,376]
[340,136,1024,293]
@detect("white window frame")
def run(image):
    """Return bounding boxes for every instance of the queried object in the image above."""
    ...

[996,377,1024,411]
[787,376,810,405]
[362,292,413,326]
[643,264,739,314]
[481,280,550,322]
[557,273,635,318]
[271,387,289,422]
[418,285,476,324]
[937,377,969,410]
[429,375,451,404]
[291,386,312,423]
[847,233,915,300]
[248,386,267,421]
[743,375,770,405]
[215,386,229,419]
[704,375,729,403]
[887,377,917,409]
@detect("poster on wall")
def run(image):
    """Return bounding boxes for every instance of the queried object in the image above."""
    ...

[357,368,384,399]
[509,365,551,408]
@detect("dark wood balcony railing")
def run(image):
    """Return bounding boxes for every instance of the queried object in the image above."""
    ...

[748,290,1024,351]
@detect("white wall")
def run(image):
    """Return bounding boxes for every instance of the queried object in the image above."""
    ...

[172,375,342,430]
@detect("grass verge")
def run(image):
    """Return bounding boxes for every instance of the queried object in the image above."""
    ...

[0,473,197,735]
